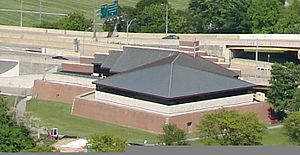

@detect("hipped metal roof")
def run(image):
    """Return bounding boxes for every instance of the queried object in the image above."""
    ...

[101,49,122,69]
[109,46,178,73]
[94,53,253,99]
[93,53,108,65]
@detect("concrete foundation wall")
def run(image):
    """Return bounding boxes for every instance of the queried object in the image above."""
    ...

[32,80,94,104]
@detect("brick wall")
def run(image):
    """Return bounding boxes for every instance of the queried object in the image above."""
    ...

[170,102,271,133]
[72,96,271,133]
[80,56,94,64]
[61,63,93,74]
[72,97,167,133]
[32,80,94,104]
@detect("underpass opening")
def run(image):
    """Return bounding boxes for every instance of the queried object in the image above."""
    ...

[231,49,300,64]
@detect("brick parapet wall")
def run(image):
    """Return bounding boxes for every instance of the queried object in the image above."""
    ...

[80,56,94,64]
[61,63,93,74]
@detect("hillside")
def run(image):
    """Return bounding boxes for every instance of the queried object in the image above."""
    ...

[0,0,189,27]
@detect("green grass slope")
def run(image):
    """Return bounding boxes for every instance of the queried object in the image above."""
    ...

[26,99,158,143]
[0,0,189,27]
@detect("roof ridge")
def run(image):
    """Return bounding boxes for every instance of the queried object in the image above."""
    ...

[168,54,181,97]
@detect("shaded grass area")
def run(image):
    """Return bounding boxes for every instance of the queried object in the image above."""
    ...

[0,0,189,28]
[261,128,296,146]
[26,99,158,143]
[190,128,297,146]
[295,88,300,100]
[1,95,16,108]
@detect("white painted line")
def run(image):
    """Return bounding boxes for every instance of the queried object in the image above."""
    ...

[5,46,14,52]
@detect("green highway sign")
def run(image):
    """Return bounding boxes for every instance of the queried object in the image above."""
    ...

[99,0,118,20]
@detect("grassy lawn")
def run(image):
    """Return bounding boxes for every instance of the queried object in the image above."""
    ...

[261,128,296,146]
[26,99,158,143]
[190,128,297,146]
[0,0,189,28]
[295,88,300,100]
[1,95,16,108]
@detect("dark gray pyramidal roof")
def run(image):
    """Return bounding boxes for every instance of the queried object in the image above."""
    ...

[94,53,254,99]
[109,46,178,73]
[101,49,122,69]
[93,53,108,65]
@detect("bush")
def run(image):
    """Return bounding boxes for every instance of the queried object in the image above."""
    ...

[284,111,300,145]
[88,134,126,152]
[158,123,188,145]
[198,109,267,145]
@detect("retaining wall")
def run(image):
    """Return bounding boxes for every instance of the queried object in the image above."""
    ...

[32,80,94,104]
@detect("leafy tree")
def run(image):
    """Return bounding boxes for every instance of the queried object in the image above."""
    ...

[89,134,126,152]
[59,12,92,31]
[0,97,35,152]
[248,0,283,33]
[198,109,267,145]
[136,0,168,12]
[158,123,188,145]
[275,0,300,33]
[137,4,188,33]
[188,0,252,33]
[283,111,300,145]
[267,62,300,112]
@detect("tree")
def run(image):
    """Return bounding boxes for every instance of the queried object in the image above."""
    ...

[283,111,300,145]
[158,123,188,145]
[188,0,252,33]
[59,12,92,31]
[88,134,126,152]
[248,0,283,33]
[267,62,300,112]
[0,97,35,152]
[275,0,300,33]
[136,0,168,12]
[198,109,267,145]
[137,4,188,33]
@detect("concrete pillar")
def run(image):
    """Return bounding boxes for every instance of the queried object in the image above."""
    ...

[222,45,231,63]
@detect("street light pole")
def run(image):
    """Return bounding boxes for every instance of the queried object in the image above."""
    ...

[255,37,259,80]
[161,3,168,36]
[39,0,42,24]
[20,0,23,27]
[166,3,168,36]
[93,9,97,39]
[126,18,136,45]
